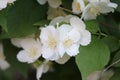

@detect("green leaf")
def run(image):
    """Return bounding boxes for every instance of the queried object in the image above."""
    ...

[34,20,50,27]
[85,20,99,34]
[0,0,47,39]
[0,14,7,32]
[102,36,120,52]
[76,36,110,80]
[111,0,120,12]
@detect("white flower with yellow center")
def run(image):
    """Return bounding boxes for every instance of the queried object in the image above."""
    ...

[70,17,91,46]
[0,43,10,70]
[58,24,80,57]
[81,0,118,20]
[40,25,59,60]
[72,0,85,14]
[37,0,62,8]
[16,38,42,63]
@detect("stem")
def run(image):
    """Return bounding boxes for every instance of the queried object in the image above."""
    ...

[59,7,80,16]
[104,58,120,72]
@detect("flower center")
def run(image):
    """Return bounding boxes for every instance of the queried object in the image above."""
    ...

[47,35,57,49]
[89,5,100,16]
[74,0,81,11]
[28,47,37,58]
[63,38,73,48]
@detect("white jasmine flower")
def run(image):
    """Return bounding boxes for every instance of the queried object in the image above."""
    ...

[40,26,59,60]
[47,7,66,20]
[58,24,80,57]
[0,0,16,10]
[37,0,62,8]
[72,0,85,14]
[17,38,42,63]
[70,17,91,46]
[0,43,10,70]
[81,0,118,20]
[36,61,51,80]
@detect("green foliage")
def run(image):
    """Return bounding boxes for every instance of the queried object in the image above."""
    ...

[76,36,110,80]
[97,15,120,39]
[85,20,99,34]
[0,0,47,39]
[0,13,7,32]
[102,36,120,52]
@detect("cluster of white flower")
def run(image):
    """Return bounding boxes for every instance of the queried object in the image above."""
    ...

[72,0,118,20]
[11,15,91,80]
[3,0,117,79]
[0,0,16,10]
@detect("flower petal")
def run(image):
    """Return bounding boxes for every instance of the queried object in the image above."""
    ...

[79,30,91,46]
[42,46,55,60]
[48,0,62,8]
[66,44,79,56]
[36,65,44,80]
[17,50,29,63]
[70,17,86,30]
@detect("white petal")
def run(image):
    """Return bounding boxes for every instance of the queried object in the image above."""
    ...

[88,0,99,3]
[0,59,10,70]
[48,52,60,60]
[11,38,22,48]
[42,46,55,60]
[72,0,85,14]
[0,0,7,10]
[108,2,118,8]
[70,17,86,30]
[17,50,29,63]
[68,28,81,42]
[66,44,79,56]
[58,43,65,57]
[59,24,72,40]
[36,65,44,80]
[80,30,91,46]
[37,0,47,5]
[48,0,62,8]
[49,16,64,25]
[81,3,98,20]
[55,54,70,64]
[98,3,114,13]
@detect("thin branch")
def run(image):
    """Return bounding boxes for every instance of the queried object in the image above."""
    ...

[59,7,81,16]
[104,58,120,72]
